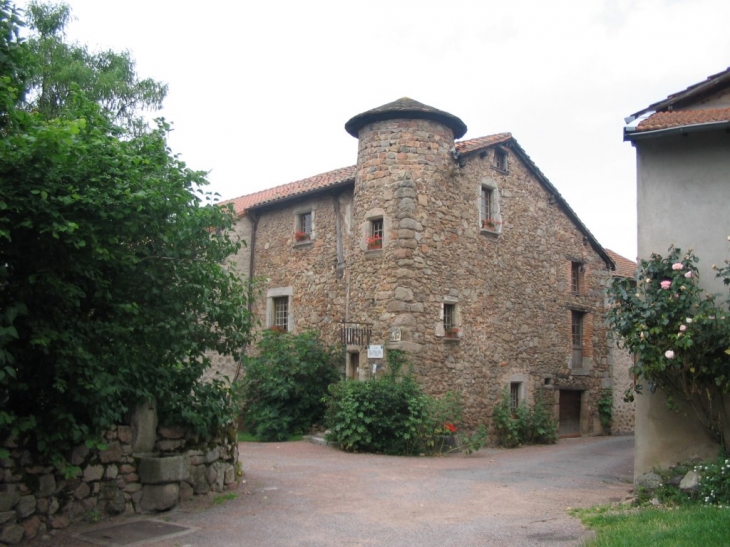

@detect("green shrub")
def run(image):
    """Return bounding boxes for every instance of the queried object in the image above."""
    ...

[493,388,557,447]
[696,457,730,506]
[598,389,613,434]
[240,329,341,442]
[325,350,487,455]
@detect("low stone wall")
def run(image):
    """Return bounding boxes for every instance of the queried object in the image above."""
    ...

[0,424,240,544]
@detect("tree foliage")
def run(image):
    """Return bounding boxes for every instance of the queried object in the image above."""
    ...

[0,2,252,464]
[240,329,341,442]
[607,245,730,448]
[22,1,167,129]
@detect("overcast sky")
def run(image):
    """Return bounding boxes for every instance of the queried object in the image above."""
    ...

[15,0,730,260]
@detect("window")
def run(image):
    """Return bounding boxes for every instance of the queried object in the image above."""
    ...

[443,303,456,331]
[510,382,521,413]
[367,218,383,250]
[571,311,584,368]
[273,297,289,330]
[571,262,582,294]
[267,287,292,331]
[295,212,312,242]
[481,187,492,225]
[494,148,508,172]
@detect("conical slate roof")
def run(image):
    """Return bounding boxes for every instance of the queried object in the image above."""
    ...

[345,97,467,139]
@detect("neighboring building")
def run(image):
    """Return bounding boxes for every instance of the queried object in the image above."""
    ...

[624,67,730,475]
[605,249,636,436]
[220,97,618,436]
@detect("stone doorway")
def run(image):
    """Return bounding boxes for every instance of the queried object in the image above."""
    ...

[558,389,582,437]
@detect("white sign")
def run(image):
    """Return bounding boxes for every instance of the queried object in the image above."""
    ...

[367,345,384,359]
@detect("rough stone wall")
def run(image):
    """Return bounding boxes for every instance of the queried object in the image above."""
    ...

[249,193,351,351]
[0,426,239,544]
[228,117,613,439]
[342,116,612,434]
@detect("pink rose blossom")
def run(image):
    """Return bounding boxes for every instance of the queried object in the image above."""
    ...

[679,324,687,332]
[660,280,671,290]
[665,350,675,359]
[672,263,684,270]
[684,271,693,278]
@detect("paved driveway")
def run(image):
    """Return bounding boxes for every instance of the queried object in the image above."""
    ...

[41,435,634,547]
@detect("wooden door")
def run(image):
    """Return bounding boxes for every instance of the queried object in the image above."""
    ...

[559,390,582,437]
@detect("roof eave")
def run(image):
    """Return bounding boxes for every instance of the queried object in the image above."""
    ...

[624,120,730,142]
[242,177,355,216]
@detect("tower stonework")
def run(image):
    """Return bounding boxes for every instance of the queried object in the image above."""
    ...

[344,98,467,368]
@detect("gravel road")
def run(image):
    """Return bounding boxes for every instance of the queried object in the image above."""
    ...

[34,435,634,547]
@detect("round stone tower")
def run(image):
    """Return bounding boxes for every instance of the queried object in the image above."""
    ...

[344,98,467,372]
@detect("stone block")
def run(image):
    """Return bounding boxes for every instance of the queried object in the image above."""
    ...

[137,455,190,484]
[179,481,194,501]
[139,484,179,512]
[47,497,59,515]
[158,425,186,439]
[100,441,123,463]
[131,399,158,454]
[50,514,69,529]
[204,448,220,464]
[0,511,14,525]
[15,496,35,518]
[191,465,210,495]
[0,523,24,544]
[156,440,184,452]
[105,464,119,480]
[22,515,40,540]
[223,463,235,485]
[0,486,19,512]
[70,445,89,466]
[74,482,90,500]
[82,464,104,482]
[679,470,700,493]
[36,474,55,498]
[117,426,132,444]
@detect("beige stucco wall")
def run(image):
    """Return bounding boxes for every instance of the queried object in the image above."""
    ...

[634,128,730,476]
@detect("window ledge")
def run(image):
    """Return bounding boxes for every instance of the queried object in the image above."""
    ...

[490,165,509,175]
[293,240,313,248]
[480,228,501,237]
[364,248,383,258]
[442,336,461,343]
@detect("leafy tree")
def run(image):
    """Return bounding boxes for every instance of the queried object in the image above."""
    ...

[0,2,252,465]
[22,1,167,129]
[240,329,342,442]
[607,246,730,449]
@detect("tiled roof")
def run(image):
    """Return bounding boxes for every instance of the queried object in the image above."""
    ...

[220,165,356,217]
[636,107,730,132]
[456,133,512,154]
[345,97,468,139]
[630,66,730,118]
[222,134,511,217]
[605,249,636,278]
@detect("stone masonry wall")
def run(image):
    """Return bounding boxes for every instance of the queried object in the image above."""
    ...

[223,114,614,440]
[0,425,239,544]
[250,192,351,350]
[610,341,636,434]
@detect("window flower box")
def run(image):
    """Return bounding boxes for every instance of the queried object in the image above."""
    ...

[445,327,459,338]
[367,235,382,250]
[482,218,502,230]
[294,231,310,242]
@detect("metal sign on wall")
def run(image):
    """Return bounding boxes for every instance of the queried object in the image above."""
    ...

[367,345,383,359]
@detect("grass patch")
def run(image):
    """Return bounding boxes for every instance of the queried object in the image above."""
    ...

[213,492,237,505]
[575,505,730,546]
[237,431,303,442]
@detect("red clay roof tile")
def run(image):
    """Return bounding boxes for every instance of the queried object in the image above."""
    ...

[636,107,730,132]
[605,249,636,279]
[222,134,512,217]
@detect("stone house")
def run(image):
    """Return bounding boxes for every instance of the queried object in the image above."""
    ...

[624,67,730,475]
[219,97,618,436]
